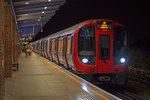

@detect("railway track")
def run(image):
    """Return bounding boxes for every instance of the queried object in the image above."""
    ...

[78,66,149,100]
[128,79,150,89]
[128,66,150,89]
[113,90,145,100]
[77,66,148,100]
[96,84,146,100]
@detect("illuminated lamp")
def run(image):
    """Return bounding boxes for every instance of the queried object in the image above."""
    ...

[82,58,88,64]
[120,58,126,63]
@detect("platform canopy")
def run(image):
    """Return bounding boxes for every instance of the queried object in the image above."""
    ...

[12,0,65,41]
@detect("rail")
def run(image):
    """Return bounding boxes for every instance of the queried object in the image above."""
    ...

[128,66,150,88]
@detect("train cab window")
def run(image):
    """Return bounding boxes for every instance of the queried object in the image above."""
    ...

[100,35,110,60]
[67,38,71,54]
[78,25,95,56]
[78,25,95,65]
[113,26,127,56]
[113,26,127,65]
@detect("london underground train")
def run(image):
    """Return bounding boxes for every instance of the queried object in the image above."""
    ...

[32,19,128,86]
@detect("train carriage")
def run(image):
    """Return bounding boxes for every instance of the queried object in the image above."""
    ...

[32,19,128,86]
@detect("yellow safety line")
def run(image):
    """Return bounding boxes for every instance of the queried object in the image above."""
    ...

[33,53,110,100]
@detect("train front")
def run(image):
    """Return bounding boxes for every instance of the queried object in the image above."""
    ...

[74,20,128,85]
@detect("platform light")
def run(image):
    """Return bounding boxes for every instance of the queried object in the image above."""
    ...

[25,2,29,4]
[42,11,45,14]
[120,58,126,63]
[38,19,41,21]
[48,0,51,2]
[82,58,88,64]
[25,14,28,16]
[44,7,48,9]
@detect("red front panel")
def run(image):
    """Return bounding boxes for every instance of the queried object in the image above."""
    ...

[73,21,97,73]
[72,20,128,73]
[96,29,113,73]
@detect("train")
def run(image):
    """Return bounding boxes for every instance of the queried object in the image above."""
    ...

[31,19,128,86]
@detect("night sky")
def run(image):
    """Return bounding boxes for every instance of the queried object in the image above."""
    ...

[32,0,150,44]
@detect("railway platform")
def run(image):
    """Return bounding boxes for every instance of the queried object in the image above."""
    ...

[5,53,121,100]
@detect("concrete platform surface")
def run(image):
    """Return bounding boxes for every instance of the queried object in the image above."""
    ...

[4,53,121,100]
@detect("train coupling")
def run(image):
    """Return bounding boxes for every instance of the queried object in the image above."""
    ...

[98,76,111,82]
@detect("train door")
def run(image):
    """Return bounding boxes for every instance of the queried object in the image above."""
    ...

[66,35,71,68]
[62,36,68,69]
[66,35,74,70]
[49,39,53,61]
[41,40,43,56]
[58,37,63,64]
[45,40,48,58]
[44,40,46,57]
[47,39,50,58]
[96,21,113,73]
[51,39,55,61]
[54,38,59,64]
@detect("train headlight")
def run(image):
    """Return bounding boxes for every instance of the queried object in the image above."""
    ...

[82,58,88,64]
[120,58,126,63]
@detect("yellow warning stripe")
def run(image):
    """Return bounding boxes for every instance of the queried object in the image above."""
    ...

[33,53,110,100]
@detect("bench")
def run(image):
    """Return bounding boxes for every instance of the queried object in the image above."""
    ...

[12,63,19,71]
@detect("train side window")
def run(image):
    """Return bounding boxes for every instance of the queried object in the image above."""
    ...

[49,40,52,52]
[44,41,45,52]
[45,41,46,51]
[61,39,63,53]
[42,41,45,51]
[52,41,53,51]
[78,25,95,56]
[46,40,48,52]
[58,40,61,53]
[43,41,45,52]
[54,40,56,51]
[42,41,43,52]
[52,40,55,51]
[63,38,67,53]
[41,41,42,51]
[55,40,58,51]
[67,38,71,54]
[42,40,45,51]
[44,40,47,51]
[41,42,42,51]
[70,36,74,54]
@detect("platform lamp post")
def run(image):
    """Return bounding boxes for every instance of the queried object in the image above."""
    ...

[39,16,43,33]
[41,23,43,33]
[32,24,34,38]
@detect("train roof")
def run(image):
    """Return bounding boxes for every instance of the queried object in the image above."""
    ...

[35,19,126,42]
